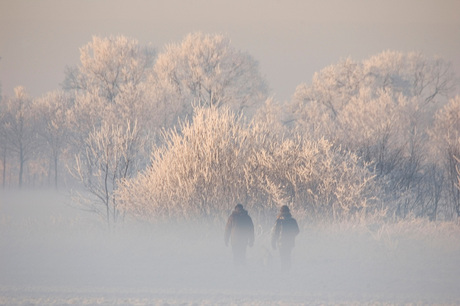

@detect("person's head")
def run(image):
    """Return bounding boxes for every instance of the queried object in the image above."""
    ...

[235,203,244,212]
[280,205,290,213]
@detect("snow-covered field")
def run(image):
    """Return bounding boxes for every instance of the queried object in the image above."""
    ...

[1,190,460,305]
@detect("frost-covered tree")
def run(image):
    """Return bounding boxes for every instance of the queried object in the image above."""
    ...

[293,52,454,138]
[429,96,460,219]
[293,57,362,122]
[63,35,155,103]
[150,32,268,125]
[0,87,39,187]
[337,88,420,176]
[337,88,427,217]
[360,51,456,218]
[66,92,108,155]
[34,91,73,189]
[362,51,455,105]
[63,35,157,140]
[71,121,148,228]
[63,36,157,200]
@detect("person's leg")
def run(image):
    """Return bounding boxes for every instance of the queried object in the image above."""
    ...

[232,244,246,266]
[279,247,292,270]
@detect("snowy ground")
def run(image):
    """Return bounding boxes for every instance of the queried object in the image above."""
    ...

[1,190,460,305]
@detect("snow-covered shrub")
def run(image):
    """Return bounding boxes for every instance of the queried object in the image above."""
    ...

[117,106,251,223]
[244,135,381,224]
[117,106,382,226]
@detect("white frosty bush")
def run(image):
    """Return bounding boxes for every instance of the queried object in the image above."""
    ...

[117,106,251,223]
[117,106,382,226]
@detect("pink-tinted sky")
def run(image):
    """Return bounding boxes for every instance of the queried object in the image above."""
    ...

[1,0,459,101]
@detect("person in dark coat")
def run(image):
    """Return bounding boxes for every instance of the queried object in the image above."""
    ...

[225,203,255,266]
[271,205,299,270]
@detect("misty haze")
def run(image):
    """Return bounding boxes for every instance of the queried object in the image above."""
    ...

[2,190,460,305]
[1,1,460,305]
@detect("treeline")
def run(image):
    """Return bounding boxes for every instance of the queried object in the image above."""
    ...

[0,33,459,227]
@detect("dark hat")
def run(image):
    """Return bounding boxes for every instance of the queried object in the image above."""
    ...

[235,203,243,211]
[280,205,290,213]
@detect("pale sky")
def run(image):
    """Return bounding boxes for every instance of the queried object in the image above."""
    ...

[1,0,459,101]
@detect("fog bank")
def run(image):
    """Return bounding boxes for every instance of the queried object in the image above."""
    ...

[1,190,460,305]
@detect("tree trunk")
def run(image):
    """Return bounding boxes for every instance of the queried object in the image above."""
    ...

[19,147,24,188]
[54,155,58,190]
[2,149,6,188]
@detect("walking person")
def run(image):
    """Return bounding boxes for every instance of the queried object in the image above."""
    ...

[224,203,255,266]
[271,205,299,270]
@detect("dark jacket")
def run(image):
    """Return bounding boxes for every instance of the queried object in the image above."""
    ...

[271,212,299,249]
[225,207,255,247]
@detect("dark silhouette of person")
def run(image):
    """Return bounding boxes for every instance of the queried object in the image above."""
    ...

[224,203,255,266]
[271,205,299,270]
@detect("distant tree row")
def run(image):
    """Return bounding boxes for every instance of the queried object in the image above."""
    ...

[1,33,459,227]
[290,52,459,221]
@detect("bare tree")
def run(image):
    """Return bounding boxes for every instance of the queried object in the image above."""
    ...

[71,120,148,228]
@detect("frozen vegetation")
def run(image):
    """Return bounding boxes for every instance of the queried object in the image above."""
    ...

[1,190,460,305]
